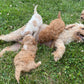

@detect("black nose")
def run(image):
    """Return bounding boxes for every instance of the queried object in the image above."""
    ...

[81,17,83,19]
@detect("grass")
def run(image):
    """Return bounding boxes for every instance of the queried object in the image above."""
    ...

[0,0,84,84]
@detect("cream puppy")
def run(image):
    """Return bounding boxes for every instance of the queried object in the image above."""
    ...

[0,5,43,41]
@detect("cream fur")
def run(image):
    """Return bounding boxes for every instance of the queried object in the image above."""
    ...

[0,23,84,62]
[14,35,41,83]
[0,5,43,42]
[52,23,84,61]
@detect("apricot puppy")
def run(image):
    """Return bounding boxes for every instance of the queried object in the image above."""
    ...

[39,11,65,47]
[14,35,41,83]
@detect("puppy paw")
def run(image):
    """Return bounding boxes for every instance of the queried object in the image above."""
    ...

[52,52,62,62]
[54,56,60,62]
[38,61,41,64]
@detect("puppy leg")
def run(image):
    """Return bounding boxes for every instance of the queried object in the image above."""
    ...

[31,61,41,69]
[34,61,41,68]
[15,66,22,84]
[0,26,26,42]
[26,61,41,71]
[15,61,41,83]
[52,39,65,62]
[0,43,21,57]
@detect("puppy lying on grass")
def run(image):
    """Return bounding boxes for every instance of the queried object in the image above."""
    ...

[14,35,41,83]
[1,23,84,62]
[38,12,65,47]
[52,23,84,61]
[0,5,43,41]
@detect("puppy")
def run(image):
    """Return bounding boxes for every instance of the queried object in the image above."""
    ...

[14,35,41,83]
[36,24,55,47]
[0,43,21,57]
[1,23,84,62]
[80,10,84,22]
[0,5,43,41]
[38,11,65,47]
[52,23,84,61]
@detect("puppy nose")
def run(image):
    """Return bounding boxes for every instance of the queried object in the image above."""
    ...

[81,17,83,19]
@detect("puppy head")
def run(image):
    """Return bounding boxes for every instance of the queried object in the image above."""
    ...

[22,35,37,45]
[80,10,84,21]
[73,23,84,42]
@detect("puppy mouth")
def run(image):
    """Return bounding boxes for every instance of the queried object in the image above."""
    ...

[77,32,84,41]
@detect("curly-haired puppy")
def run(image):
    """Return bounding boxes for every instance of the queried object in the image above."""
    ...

[0,5,43,41]
[52,23,84,61]
[1,23,84,62]
[38,12,65,47]
[0,43,21,57]
[14,35,41,83]
[0,23,84,62]
[80,10,84,22]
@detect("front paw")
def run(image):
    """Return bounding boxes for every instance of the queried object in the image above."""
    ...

[52,52,62,62]
[38,61,41,65]
[54,56,60,62]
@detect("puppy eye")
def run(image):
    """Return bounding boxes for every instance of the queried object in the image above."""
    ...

[82,28,84,30]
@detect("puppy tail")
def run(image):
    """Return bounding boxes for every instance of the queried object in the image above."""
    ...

[15,66,22,84]
[57,11,61,19]
[34,5,38,14]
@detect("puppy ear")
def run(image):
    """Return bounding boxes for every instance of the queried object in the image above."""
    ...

[65,24,76,30]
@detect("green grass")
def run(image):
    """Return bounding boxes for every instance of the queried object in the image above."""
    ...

[0,0,84,84]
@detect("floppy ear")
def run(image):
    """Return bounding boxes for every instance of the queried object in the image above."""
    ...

[65,24,76,30]
[33,39,37,45]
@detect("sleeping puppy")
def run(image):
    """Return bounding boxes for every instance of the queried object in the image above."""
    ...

[14,35,41,83]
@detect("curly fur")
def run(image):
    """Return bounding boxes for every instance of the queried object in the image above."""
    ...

[14,35,41,83]
[0,23,84,62]
[38,12,65,44]
[52,23,84,61]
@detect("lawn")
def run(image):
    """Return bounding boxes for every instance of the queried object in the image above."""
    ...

[0,0,84,84]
